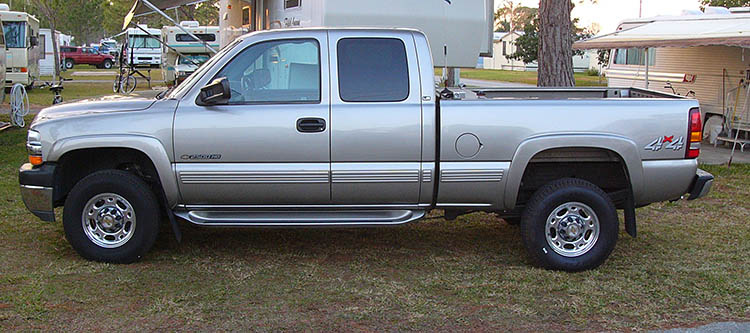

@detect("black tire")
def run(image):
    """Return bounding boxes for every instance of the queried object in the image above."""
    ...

[63,170,160,263]
[64,59,74,69]
[502,217,520,225]
[102,59,113,69]
[520,178,618,272]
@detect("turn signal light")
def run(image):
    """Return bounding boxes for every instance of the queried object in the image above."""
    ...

[686,108,701,159]
[29,155,42,165]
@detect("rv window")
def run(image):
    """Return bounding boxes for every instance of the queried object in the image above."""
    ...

[613,48,655,66]
[176,34,217,42]
[215,38,320,104]
[129,35,160,49]
[40,33,46,55]
[0,24,5,45]
[337,38,409,102]
[284,0,300,9]
[3,21,26,48]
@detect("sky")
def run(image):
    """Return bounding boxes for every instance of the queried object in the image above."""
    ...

[496,0,705,34]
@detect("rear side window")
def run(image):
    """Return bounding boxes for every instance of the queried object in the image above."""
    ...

[337,38,409,102]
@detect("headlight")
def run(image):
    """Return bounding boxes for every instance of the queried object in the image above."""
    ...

[26,130,43,165]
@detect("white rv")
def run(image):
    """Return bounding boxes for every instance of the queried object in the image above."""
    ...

[125,24,161,67]
[161,21,219,86]
[219,0,494,68]
[38,29,72,77]
[0,5,40,87]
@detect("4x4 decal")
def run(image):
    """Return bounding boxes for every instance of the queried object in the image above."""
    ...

[645,136,684,151]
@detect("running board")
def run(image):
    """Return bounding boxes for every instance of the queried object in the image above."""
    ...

[173,209,426,227]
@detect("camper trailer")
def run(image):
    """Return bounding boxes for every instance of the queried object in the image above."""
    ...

[161,21,219,86]
[38,29,72,76]
[125,24,161,67]
[593,11,750,123]
[219,0,494,68]
[0,5,40,87]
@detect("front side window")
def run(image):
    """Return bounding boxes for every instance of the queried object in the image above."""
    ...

[337,38,409,102]
[3,21,26,48]
[215,38,320,104]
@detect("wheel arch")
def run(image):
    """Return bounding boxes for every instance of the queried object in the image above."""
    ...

[48,135,179,207]
[503,134,644,209]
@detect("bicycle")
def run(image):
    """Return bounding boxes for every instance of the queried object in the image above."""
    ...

[664,82,696,98]
[113,66,137,94]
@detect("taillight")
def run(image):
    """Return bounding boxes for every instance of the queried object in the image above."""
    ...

[20,67,27,73]
[686,108,701,159]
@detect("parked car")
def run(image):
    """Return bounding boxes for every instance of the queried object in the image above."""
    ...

[60,46,114,69]
[19,28,713,271]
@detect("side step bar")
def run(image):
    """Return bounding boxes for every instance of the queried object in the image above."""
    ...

[173,209,426,227]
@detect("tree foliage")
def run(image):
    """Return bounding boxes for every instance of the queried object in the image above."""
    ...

[9,0,218,46]
[494,1,538,32]
[506,14,591,64]
[700,0,750,9]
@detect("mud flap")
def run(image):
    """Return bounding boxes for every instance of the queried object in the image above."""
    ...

[624,190,637,238]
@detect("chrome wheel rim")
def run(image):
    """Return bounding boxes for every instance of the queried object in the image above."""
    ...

[545,202,599,257]
[81,193,136,248]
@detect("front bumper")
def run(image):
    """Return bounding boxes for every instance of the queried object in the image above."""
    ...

[18,163,56,222]
[687,168,714,201]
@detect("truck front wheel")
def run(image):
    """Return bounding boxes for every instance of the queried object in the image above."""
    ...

[102,59,113,69]
[63,170,160,263]
[520,178,618,272]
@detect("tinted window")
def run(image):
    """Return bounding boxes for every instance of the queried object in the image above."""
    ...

[337,38,408,102]
[285,0,300,9]
[3,21,26,48]
[215,39,320,104]
[129,35,160,49]
[176,33,216,42]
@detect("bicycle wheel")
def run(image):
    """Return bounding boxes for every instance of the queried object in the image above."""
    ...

[112,76,121,93]
[122,75,137,94]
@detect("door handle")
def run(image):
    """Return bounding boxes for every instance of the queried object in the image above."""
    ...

[296,118,326,133]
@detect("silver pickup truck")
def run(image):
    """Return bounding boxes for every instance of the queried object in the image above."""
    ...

[19,28,713,271]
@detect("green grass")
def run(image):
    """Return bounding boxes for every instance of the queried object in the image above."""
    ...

[3,77,164,108]
[436,68,608,87]
[0,114,748,330]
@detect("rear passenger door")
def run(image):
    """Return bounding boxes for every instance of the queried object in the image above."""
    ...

[328,31,423,204]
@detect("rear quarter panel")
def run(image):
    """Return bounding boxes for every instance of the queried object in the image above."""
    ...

[438,98,700,208]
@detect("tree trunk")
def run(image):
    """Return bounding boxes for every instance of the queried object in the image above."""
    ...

[537,0,575,87]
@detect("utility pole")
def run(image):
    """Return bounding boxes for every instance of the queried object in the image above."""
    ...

[639,0,643,18]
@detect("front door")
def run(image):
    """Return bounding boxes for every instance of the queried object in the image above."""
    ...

[173,34,330,205]
[328,32,423,204]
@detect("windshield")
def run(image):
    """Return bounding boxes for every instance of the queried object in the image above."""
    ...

[165,38,243,100]
[179,53,210,65]
[128,35,160,49]
[102,41,116,49]
[3,21,26,48]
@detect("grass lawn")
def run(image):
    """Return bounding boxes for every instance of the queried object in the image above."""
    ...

[435,68,607,87]
[0,115,748,330]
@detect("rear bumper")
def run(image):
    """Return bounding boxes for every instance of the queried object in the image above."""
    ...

[18,163,56,222]
[687,168,714,201]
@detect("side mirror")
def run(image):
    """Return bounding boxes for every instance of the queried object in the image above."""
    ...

[30,36,39,47]
[198,77,231,105]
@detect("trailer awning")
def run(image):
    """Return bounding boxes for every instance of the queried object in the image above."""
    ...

[574,14,750,49]
[133,0,210,16]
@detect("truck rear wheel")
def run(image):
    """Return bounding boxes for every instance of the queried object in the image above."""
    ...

[64,59,74,69]
[63,170,160,263]
[520,178,618,272]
